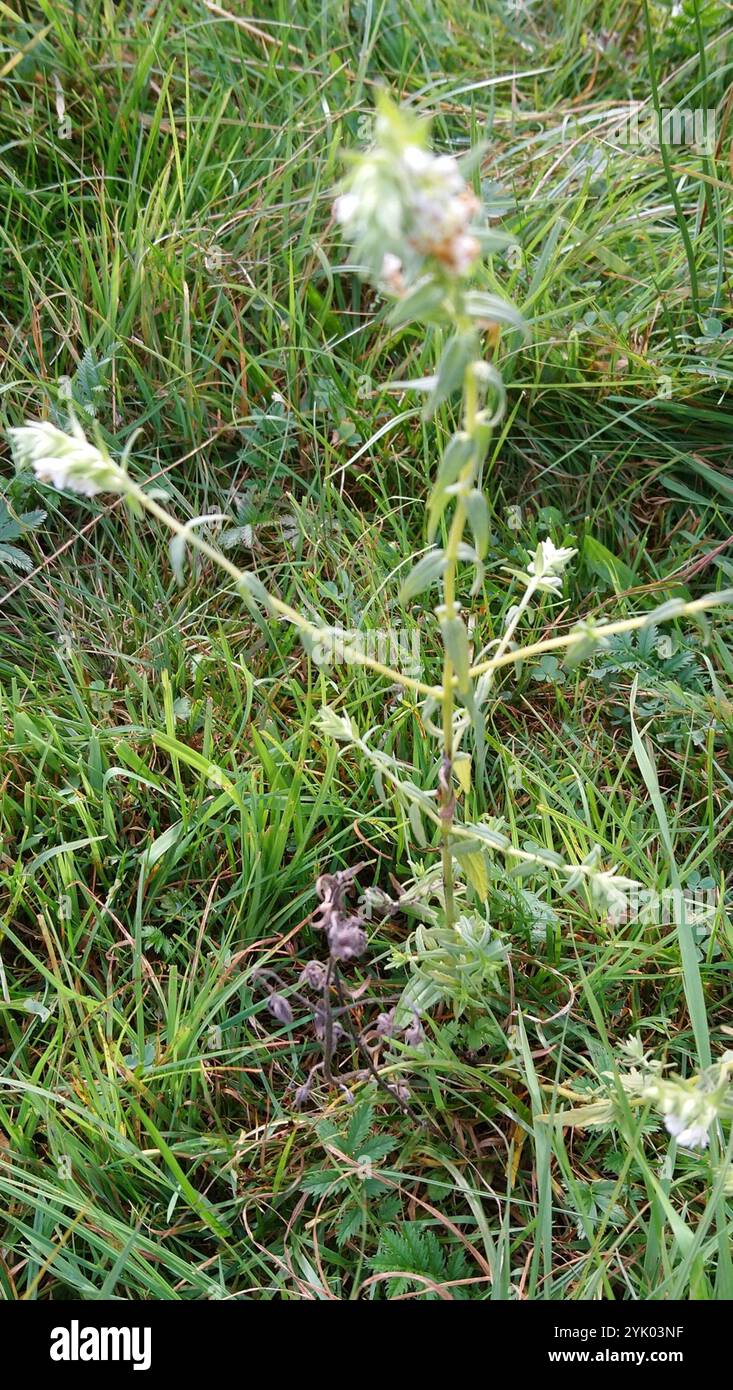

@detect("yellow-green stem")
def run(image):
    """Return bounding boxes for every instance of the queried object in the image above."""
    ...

[128,484,438,698]
[439,363,480,929]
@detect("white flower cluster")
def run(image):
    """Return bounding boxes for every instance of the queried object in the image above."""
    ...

[333,101,482,288]
[9,420,129,497]
[526,537,577,594]
[642,1052,733,1151]
[644,1079,718,1150]
[556,1037,731,1156]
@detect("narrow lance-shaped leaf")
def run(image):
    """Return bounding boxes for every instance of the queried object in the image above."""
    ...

[387,276,447,329]
[169,533,188,585]
[427,433,475,540]
[463,291,527,337]
[423,332,478,420]
[400,547,446,603]
[459,684,485,784]
[238,571,273,612]
[439,611,471,693]
[464,488,490,559]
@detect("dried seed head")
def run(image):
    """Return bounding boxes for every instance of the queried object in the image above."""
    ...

[327,915,367,962]
[403,1013,425,1047]
[292,1080,314,1110]
[267,993,293,1026]
[299,960,328,991]
[313,1002,346,1046]
[375,1009,396,1039]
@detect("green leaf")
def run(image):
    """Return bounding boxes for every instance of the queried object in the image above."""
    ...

[422,332,478,420]
[387,277,446,328]
[400,548,446,603]
[237,571,271,610]
[460,684,485,781]
[582,535,636,592]
[0,503,46,541]
[0,498,45,570]
[439,612,471,692]
[427,433,475,539]
[463,291,527,336]
[438,432,475,482]
[169,533,188,584]
[408,800,428,846]
[127,1097,230,1240]
[455,847,490,900]
[345,1100,376,1155]
[629,679,710,1067]
[301,1168,351,1197]
[464,488,490,559]
[563,623,608,671]
[460,821,510,852]
[0,542,33,571]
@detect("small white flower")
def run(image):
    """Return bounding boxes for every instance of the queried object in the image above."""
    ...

[9,420,129,497]
[382,252,402,277]
[333,101,484,285]
[644,1065,728,1153]
[333,191,359,226]
[447,233,481,276]
[664,1113,713,1151]
[588,865,639,921]
[525,537,577,594]
[431,153,464,191]
[401,144,433,175]
[380,251,405,293]
[528,537,577,580]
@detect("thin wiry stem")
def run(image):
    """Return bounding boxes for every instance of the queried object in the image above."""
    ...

[128,483,438,698]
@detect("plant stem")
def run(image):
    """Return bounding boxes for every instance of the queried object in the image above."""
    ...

[475,579,537,695]
[438,363,480,929]
[127,484,437,698]
[468,592,731,683]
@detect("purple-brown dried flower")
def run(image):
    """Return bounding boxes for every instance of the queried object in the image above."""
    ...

[292,1080,314,1110]
[327,915,367,961]
[376,1009,396,1039]
[267,993,293,1026]
[313,1002,346,1046]
[299,960,328,990]
[403,1013,425,1047]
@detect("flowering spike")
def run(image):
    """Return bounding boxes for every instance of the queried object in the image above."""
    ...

[9,420,130,498]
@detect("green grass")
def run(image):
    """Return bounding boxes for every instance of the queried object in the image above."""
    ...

[0,0,732,1300]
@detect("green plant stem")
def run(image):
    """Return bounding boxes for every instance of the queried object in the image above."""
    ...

[476,579,537,695]
[127,484,437,698]
[128,488,730,735]
[438,364,480,930]
[467,591,731,683]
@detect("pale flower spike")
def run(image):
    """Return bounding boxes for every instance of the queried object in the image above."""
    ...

[7,102,732,1111]
[642,1053,733,1152]
[9,419,129,498]
[552,1039,733,1157]
[333,98,484,287]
